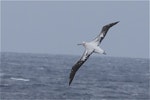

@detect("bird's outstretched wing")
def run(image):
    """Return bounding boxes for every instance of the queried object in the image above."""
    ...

[69,50,93,86]
[93,21,119,45]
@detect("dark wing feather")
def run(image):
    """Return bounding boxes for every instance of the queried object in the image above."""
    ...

[94,21,119,45]
[69,51,93,86]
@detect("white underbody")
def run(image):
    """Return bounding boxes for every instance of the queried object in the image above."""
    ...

[84,42,105,54]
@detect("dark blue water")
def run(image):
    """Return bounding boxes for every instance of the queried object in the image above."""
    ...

[0,52,149,100]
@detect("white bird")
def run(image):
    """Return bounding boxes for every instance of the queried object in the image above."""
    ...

[69,21,119,85]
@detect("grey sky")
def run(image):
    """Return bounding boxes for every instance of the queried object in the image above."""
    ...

[1,1,149,58]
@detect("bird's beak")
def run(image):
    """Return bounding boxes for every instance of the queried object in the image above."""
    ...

[77,43,82,45]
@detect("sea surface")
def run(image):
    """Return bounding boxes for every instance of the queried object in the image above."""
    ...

[0,52,149,100]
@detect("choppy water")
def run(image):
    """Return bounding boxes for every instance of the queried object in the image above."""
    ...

[0,52,149,100]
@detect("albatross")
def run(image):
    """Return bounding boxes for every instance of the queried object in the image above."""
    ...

[69,21,119,85]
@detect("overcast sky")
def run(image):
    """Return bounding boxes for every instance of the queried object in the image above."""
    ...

[1,1,149,58]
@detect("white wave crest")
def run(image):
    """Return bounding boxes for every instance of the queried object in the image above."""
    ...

[10,77,30,82]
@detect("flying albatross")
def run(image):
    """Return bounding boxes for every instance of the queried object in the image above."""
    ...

[69,21,119,85]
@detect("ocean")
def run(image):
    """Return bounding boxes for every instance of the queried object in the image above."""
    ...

[0,52,149,100]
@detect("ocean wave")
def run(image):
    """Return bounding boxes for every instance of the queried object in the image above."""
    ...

[10,77,30,82]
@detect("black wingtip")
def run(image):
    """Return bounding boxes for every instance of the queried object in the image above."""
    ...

[114,21,120,24]
[108,21,119,28]
[69,79,72,86]
[69,81,71,86]
[69,72,74,86]
[112,21,120,25]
